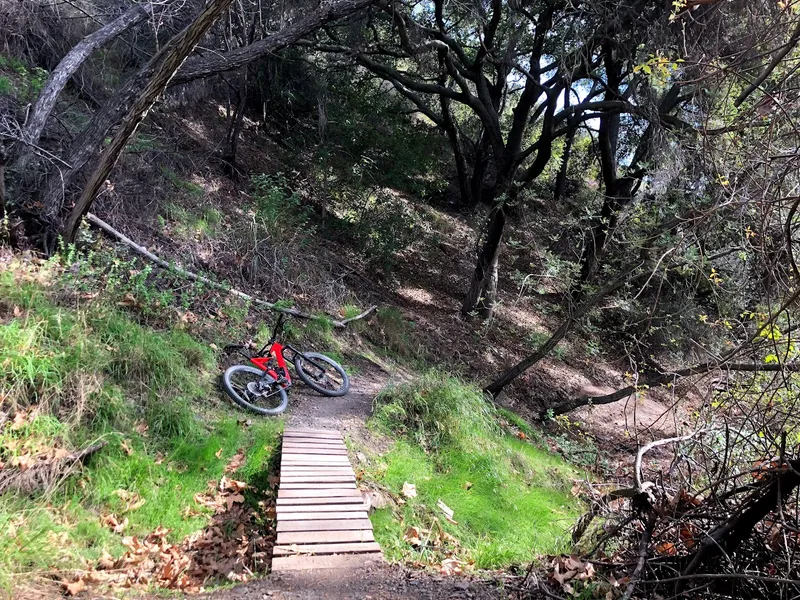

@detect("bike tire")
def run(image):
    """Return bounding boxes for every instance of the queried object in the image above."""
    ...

[294,352,350,397]
[222,365,289,415]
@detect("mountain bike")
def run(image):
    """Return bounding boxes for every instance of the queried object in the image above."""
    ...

[220,313,350,415]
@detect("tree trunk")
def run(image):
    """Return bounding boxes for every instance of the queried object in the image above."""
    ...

[485,269,638,397]
[63,0,237,242]
[553,89,574,203]
[222,69,248,177]
[461,198,506,318]
[469,132,491,207]
[12,4,148,169]
[440,93,471,207]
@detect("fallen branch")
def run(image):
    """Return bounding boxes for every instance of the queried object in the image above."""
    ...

[635,429,707,491]
[86,213,377,327]
[0,441,107,496]
[542,361,800,419]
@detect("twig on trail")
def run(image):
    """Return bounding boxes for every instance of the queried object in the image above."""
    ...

[85,213,377,327]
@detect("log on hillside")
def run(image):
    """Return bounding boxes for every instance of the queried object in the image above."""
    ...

[86,213,376,327]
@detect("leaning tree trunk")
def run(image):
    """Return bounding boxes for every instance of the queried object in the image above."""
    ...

[12,4,148,169]
[461,196,507,318]
[63,0,237,242]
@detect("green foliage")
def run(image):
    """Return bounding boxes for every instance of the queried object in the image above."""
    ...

[368,373,584,567]
[250,173,312,233]
[369,307,421,360]
[374,371,498,451]
[0,54,47,100]
[0,268,213,431]
[161,167,205,197]
[331,189,420,268]
[163,202,223,240]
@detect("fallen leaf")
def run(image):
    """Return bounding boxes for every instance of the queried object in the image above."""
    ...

[516,431,527,440]
[62,578,86,596]
[220,476,247,492]
[402,482,417,498]
[225,493,245,511]
[215,448,223,459]
[403,526,421,546]
[224,449,246,473]
[440,557,463,575]
[463,481,473,490]
[656,541,677,556]
[117,293,140,308]
[120,440,134,456]
[51,448,71,460]
[97,550,116,570]
[103,513,129,534]
[12,454,35,470]
[115,489,146,512]
[134,421,149,436]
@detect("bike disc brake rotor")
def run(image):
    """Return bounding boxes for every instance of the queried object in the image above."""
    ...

[311,364,343,389]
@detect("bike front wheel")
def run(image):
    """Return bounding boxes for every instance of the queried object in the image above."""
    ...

[222,365,289,415]
[294,352,350,397]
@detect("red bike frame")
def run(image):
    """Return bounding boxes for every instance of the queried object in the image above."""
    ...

[250,341,292,386]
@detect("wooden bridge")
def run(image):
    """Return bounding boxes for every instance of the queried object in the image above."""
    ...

[272,427,383,572]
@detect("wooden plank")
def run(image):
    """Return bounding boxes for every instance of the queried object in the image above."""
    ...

[283,441,347,448]
[279,511,369,521]
[278,488,363,499]
[284,427,342,433]
[274,541,381,556]
[282,439,346,446]
[276,518,373,532]
[277,496,365,506]
[282,447,348,455]
[272,553,382,571]
[277,529,374,545]
[284,430,341,439]
[277,503,366,513]
[279,483,358,490]
[281,478,356,485]
[280,468,355,475]
[281,438,347,448]
[281,453,351,462]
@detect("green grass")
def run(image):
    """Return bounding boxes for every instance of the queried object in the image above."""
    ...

[367,371,584,568]
[0,262,283,591]
[163,202,222,240]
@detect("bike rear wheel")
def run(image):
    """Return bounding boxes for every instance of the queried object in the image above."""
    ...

[294,352,350,397]
[222,365,289,415]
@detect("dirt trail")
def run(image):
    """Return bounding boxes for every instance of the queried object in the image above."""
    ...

[203,563,530,599]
